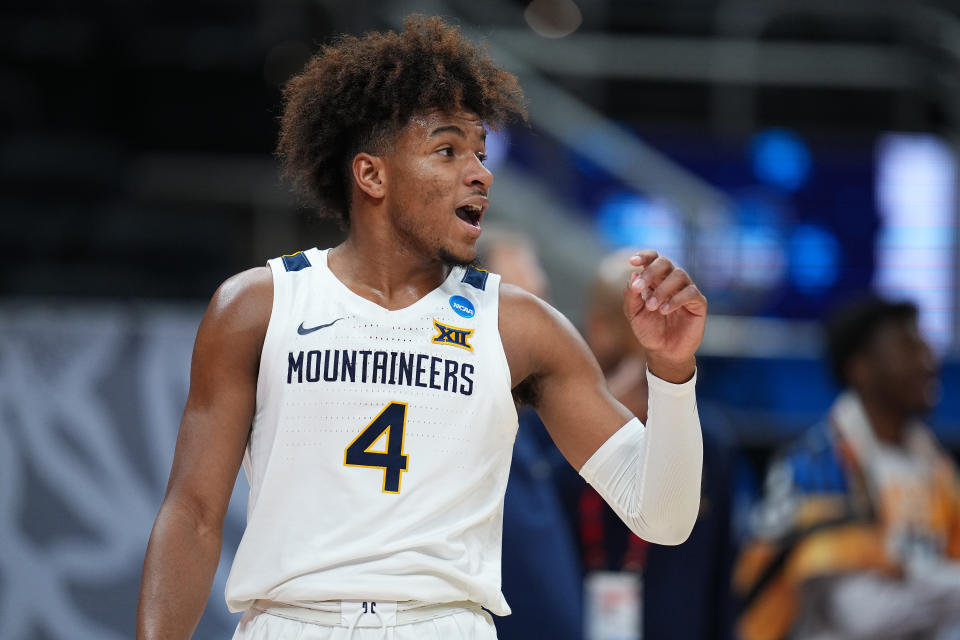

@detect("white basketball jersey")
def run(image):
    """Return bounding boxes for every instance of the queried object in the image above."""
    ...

[224,248,519,616]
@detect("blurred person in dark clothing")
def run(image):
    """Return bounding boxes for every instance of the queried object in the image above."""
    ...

[734,295,960,640]
[581,250,735,640]
[478,229,583,640]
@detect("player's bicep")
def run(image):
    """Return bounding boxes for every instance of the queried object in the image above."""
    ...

[162,267,272,530]
[501,287,631,470]
[533,322,632,470]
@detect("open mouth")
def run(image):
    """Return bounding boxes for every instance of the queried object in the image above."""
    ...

[455,204,482,227]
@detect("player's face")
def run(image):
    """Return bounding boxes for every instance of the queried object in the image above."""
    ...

[863,320,940,415]
[382,109,492,266]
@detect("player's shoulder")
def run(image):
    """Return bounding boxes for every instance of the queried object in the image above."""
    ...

[498,282,563,325]
[498,282,579,351]
[205,266,273,334]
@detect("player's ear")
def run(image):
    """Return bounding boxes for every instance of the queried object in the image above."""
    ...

[352,152,386,200]
[846,353,872,391]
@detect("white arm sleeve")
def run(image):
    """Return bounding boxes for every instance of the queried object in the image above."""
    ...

[578,369,703,545]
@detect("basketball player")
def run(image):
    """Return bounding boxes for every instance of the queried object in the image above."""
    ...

[137,16,706,640]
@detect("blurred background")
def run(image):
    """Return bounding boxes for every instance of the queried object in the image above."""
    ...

[2,0,959,638]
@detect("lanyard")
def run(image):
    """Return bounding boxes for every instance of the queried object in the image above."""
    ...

[579,486,649,572]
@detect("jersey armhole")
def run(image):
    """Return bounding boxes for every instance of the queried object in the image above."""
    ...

[244,258,287,498]
[488,273,515,406]
[253,259,286,428]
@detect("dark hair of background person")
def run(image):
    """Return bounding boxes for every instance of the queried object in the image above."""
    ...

[276,14,527,229]
[825,295,919,386]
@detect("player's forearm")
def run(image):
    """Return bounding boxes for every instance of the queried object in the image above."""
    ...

[580,369,702,544]
[137,501,223,640]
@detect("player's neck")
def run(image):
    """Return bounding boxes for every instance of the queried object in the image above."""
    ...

[858,389,909,446]
[328,234,451,311]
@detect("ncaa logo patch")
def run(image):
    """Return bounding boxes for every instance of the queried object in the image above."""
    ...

[432,319,474,351]
[449,295,475,318]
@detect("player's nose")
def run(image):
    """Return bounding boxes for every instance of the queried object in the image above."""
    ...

[465,155,493,190]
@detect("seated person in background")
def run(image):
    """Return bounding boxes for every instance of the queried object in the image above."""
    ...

[735,295,960,640]
[581,250,735,640]
[477,228,583,640]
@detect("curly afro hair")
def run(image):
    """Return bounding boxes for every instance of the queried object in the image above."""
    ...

[276,15,527,228]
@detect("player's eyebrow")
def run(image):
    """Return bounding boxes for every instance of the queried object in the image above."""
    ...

[428,125,487,140]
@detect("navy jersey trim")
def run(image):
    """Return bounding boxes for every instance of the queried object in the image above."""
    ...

[281,252,312,272]
[461,267,489,291]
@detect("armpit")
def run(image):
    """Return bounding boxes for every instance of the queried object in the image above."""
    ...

[512,373,542,408]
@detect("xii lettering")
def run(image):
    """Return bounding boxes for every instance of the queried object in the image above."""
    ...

[431,320,474,351]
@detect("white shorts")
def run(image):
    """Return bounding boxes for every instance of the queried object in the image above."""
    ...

[232,600,498,640]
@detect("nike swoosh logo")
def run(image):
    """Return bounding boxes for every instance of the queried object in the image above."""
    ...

[297,317,345,335]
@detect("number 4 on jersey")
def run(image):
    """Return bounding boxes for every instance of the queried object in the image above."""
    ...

[344,402,409,493]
